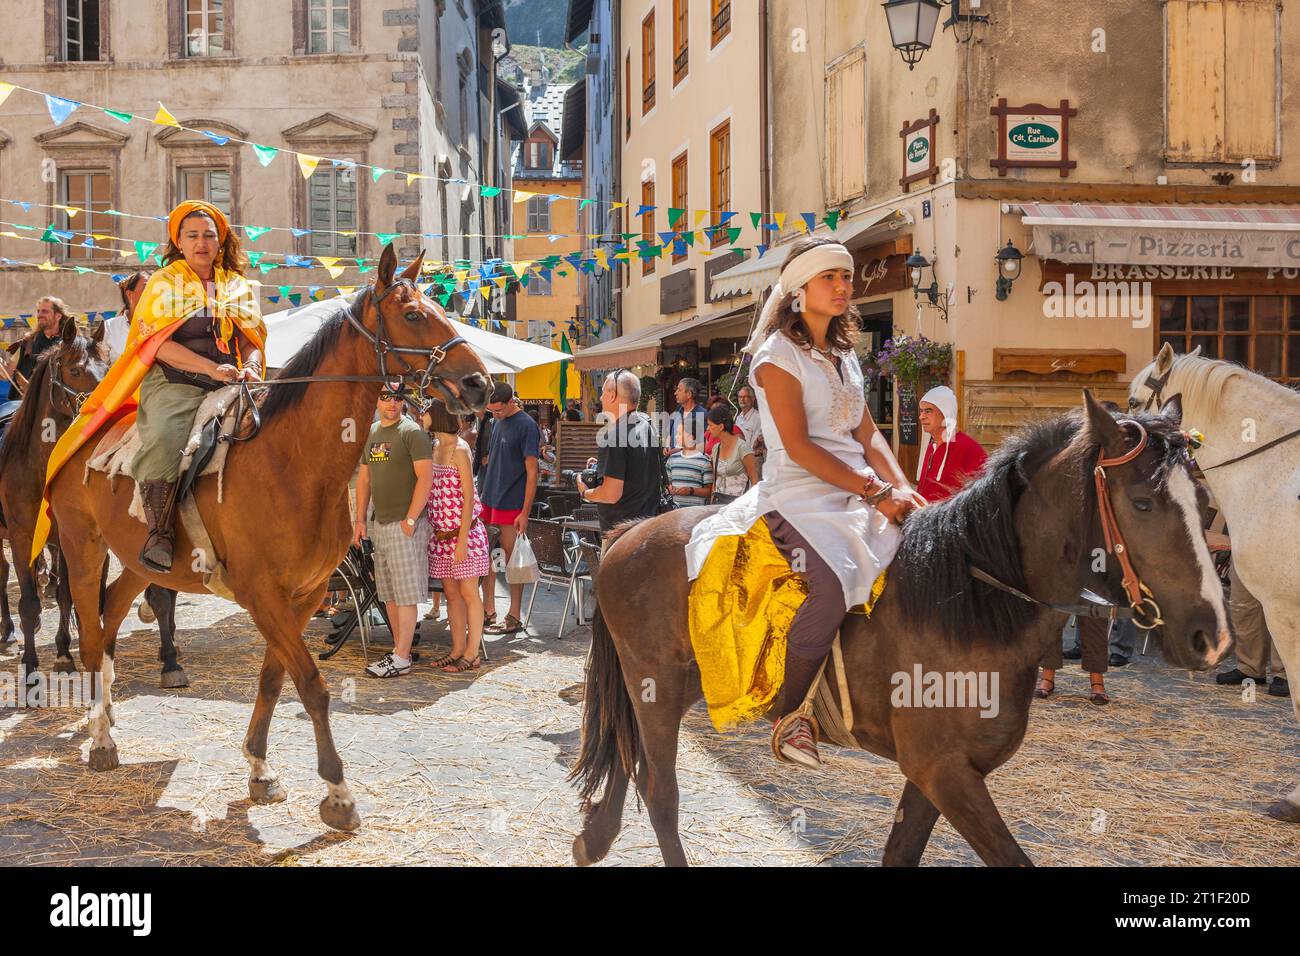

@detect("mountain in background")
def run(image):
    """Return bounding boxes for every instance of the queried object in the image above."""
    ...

[504,0,574,49]
[503,44,586,86]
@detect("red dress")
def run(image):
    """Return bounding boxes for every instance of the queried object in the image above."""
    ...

[917,431,989,502]
[426,462,491,579]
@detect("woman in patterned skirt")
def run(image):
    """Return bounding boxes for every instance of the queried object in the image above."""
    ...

[424,403,490,673]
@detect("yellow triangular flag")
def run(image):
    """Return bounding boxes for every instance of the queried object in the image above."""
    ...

[479,285,492,301]
[774,212,786,231]
[38,260,58,271]
[406,172,422,186]
[339,231,356,237]
[611,202,626,209]
[58,205,79,218]
[298,154,321,179]
[316,256,340,269]
[336,286,356,296]
[794,217,809,233]
[0,82,15,108]
[513,190,537,203]
[0,231,18,240]
[154,102,182,128]
[513,261,533,277]
[594,249,608,270]
[694,210,709,226]
[493,276,507,289]
[92,234,113,241]
[455,269,470,283]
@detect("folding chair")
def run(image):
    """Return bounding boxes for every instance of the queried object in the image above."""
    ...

[318,542,391,662]
[522,517,584,639]
[546,495,575,519]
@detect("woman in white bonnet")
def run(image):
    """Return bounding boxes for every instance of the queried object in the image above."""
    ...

[686,236,925,769]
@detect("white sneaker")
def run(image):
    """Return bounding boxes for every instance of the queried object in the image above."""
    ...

[365,652,411,678]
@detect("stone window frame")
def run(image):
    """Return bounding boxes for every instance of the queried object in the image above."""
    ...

[45,0,113,64]
[282,113,376,258]
[155,119,246,220]
[291,0,361,56]
[166,0,237,59]
[35,121,128,263]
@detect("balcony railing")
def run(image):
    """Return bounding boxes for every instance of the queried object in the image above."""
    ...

[711,3,731,45]
[673,46,688,84]
[642,81,656,112]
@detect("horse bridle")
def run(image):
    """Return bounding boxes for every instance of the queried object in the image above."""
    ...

[971,418,1165,631]
[48,353,93,418]
[223,279,473,442]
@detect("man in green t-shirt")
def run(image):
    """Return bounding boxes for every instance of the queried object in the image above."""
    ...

[354,386,434,677]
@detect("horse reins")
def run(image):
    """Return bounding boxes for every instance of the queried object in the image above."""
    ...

[221,282,472,443]
[972,419,1165,631]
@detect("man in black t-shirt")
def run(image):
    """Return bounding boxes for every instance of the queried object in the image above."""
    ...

[578,370,662,534]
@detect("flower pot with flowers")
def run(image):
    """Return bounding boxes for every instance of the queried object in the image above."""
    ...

[863,335,953,445]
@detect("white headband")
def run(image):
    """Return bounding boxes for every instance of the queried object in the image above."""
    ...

[743,243,854,355]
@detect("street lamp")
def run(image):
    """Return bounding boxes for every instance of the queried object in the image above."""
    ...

[994,239,1023,301]
[884,0,989,70]
[906,250,950,320]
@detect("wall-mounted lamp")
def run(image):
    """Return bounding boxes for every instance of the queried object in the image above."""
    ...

[884,0,988,70]
[905,250,950,321]
[994,239,1024,301]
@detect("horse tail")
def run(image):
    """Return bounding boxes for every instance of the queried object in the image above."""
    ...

[569,601,640,812]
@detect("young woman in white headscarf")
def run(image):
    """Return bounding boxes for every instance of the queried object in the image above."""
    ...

[685,236,925,769]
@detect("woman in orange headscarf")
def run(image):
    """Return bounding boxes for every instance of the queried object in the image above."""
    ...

[32,201,266,573]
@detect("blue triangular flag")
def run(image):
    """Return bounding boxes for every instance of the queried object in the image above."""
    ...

[16,202,31,213]
[200,130,230,146]
[291,228,311,238]
[45,95,80,125]
[110,273,127,283]
[756,244,770,258]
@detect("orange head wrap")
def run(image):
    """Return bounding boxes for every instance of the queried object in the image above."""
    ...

[167,200,229,244]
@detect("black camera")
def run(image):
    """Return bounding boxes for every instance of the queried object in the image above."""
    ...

[562,467,602,489]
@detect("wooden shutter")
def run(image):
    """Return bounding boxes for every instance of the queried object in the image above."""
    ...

[1224,0,1279,161]
[825,48,866,204]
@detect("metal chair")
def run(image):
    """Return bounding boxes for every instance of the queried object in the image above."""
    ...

[572,503,599,522]
[319,542,390,662]
[565,539,603,639]
[546,494,575,519]
[523,517,584,639]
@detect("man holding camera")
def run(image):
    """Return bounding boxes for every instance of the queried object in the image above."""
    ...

[577,370,662,537]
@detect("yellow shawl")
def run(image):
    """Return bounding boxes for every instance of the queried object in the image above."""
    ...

[31,259,265,563]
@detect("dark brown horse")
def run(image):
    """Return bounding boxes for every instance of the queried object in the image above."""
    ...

[571,393,1232,866]
[0,318,185,687]
[45,245,490,832]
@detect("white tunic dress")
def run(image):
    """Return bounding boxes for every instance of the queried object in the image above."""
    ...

[685,331,901,609]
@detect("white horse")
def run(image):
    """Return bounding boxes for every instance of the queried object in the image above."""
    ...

[1131,343,1300,823]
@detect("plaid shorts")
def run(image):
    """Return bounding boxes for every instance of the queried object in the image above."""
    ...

[368,515,432,606]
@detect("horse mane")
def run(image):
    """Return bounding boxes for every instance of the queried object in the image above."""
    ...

[1165,350,1300,413]
[258,302,350,422]
[890,408,1191,645]
[0,336,87,472]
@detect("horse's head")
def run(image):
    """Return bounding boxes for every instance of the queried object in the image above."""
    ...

[1129,341,1203,414]
[354,244,492,414]
[1082,390,1231,671]
[48,315,109,418]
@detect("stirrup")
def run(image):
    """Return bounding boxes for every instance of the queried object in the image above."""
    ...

[770,701,820,765]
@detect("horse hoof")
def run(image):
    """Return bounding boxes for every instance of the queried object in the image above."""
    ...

[319,795,362,832]
[249,777,288,804]
[1264,799,1300,823]
[138,604,157,625]
[88,746,119,772]
[160,667,189,689]
[572,835,600,867]
[53,656,77,675]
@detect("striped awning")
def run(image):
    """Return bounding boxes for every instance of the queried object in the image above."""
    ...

[1020,203,1300,267]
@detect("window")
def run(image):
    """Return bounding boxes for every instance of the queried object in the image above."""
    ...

[641,178,656,276]
[58,170,110,261]
[673,0,689,85]
[526,196,550,233]
[528,139,552,170]
[177,167,232,217]
[671,152,688,263]
[711,0,731,47]
[63,0,102,61]
[709,121,730,248]
[528,273,553,296]
[825,48,866,204]
[642,12,656,114]
[438,179,450,263]
[185,0,225,56]
[1158,295,1300,387]
[625,50,632,139]
[1166,0,1280,163]
[307,163,357,256]
[309,0,350,54]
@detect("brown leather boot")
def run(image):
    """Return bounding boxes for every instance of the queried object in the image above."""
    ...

[139,479,180,572]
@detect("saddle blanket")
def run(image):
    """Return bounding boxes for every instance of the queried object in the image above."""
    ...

[84,384,243,523]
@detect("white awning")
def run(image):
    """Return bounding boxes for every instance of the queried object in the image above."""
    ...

[572,305,753,371]
[263,296,572,375]
[1019,203,1300,267]
[709,207,913,297]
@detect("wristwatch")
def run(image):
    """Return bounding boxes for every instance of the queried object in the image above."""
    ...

[405,517,416,528]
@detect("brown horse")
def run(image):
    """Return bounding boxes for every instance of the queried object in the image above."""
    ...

[45,245,489,832]
[571,393,1233,866]
[0,318,185,687]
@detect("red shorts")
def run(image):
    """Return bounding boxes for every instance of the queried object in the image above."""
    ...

[482,505,523,527]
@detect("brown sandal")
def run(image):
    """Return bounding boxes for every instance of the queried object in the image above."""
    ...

[1034,677,1055,699]
[441,655,481,673]
[484,614,524,635]
[429,651,459,668]
[1089,680,1110,706]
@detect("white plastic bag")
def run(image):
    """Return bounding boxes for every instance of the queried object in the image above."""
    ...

[505,534,540,585]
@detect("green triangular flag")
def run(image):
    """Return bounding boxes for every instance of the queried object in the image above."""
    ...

[288,293,303,306]
[134,240,159,262]
[252,144,278,167]
[667,207,685,228]
[824,210,842,231]
[726,227,742,244]
[480,186,502,198]
[40,226,60,243]
[73,266,93,274]
[376,232,400,246]
[247,252,265,267]
[104,109,134,124]
[258,263,278,274]
[153,254,165,266]
[438,293,453,307]
[278,285,292,297]
[579,198,595,210]
[244,225,272,241]
[749,212,763,230]
[357,262,374,274]
[371,167,388,183]
[682,230,695,247]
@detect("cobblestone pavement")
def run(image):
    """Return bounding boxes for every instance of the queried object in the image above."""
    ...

[1,571,1298,866]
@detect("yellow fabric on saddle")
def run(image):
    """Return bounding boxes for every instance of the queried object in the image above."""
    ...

[688,516,887,733]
